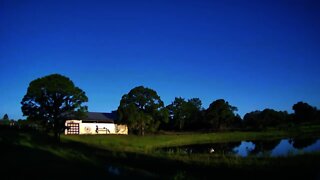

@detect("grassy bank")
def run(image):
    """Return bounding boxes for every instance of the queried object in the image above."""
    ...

[62,124,320,152]
[1,125,320,179]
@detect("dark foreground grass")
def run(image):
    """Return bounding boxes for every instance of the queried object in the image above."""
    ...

[1,125,320,179]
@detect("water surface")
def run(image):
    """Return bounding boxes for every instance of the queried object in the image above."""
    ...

[158,138,320,157]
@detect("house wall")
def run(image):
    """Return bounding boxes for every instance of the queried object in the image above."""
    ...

[80,122,116,134]
[116,124,128,134]
[65,120,128,135]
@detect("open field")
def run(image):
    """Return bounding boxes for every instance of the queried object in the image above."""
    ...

[1,125,320,179]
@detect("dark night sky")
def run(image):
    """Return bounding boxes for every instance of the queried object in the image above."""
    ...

[1,0,319,119]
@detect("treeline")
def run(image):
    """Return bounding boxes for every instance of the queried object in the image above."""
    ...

[17,74,320,137]
[164,98,242,131]
[243,101,320,129]
[0,113,37,131]
[118,86,320,134]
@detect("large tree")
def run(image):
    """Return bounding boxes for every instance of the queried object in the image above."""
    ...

[292,101,318,123]
[21,74,88,141]
[117,86,168,135]
[185,98,204,129]
[166,97,188,130]
[166,97,203,130]
[243,110,261,129]
[205,99,238,130]
[243,109,288,129]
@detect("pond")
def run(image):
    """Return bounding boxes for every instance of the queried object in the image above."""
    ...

[157,138,320,157]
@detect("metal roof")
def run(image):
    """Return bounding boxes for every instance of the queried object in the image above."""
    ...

[83,112,117,123]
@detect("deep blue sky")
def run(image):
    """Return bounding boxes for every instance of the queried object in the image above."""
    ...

[1,0,320,120]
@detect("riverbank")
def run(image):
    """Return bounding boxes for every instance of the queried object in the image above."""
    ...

[1,124,320,179]
[63,124,320,152]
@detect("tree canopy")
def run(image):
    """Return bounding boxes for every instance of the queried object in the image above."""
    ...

[243,109,289,129]
[292,101,318,123]
[166,97,203,130]
[2,114,9,121]
[205,99,238,130]
[117,86,168,135]
[21,74,88,141]
[166,97,188,130]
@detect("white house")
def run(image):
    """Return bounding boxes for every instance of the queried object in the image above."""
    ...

[65,112,128,135]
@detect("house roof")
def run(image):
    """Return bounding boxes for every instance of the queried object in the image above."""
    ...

[83,112,117,123]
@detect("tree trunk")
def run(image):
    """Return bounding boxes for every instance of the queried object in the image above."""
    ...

[54,131,60,143]
[53,120,61,143]
[140,125,145,136]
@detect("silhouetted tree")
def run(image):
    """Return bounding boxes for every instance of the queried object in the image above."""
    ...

[166,97,203,131]
[243,109,289,130]
[3,114,9,121]
[292,101,318,123]
[243,110,261,129]
[117,86,168,135]
[166,97,188,130]
[205,99,238,130]
[230,114,242,129]
[260,109,288,127]
[185,98,204,130]
[21,74,88,141]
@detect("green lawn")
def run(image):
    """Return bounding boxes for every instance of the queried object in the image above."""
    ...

[1,125,320,179]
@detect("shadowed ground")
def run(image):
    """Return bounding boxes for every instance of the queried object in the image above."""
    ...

[1,127,320,180]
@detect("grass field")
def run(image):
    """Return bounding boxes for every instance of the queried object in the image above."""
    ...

[63,124,320,152]
[1,125,320,179]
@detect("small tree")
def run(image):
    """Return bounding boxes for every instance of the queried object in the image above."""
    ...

[2,114,9,121]
[21,74,88,141]
[2,114,10,125]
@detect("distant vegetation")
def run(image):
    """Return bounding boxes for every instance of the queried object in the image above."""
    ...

[2,73,319,136]
[118,86,320,135]
[0,114,10,126]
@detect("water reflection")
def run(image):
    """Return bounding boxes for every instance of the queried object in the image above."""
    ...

[158,138,320,157]
[107,165,120,176]
[161,142,241,155]
[290,138,318,149]
[233,141,255,157]
[250,140,281,156]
